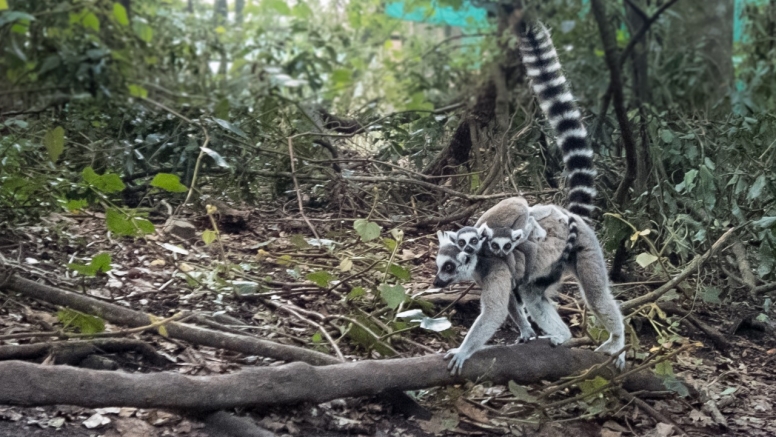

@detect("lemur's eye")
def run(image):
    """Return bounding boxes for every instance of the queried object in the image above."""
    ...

[470,237,478,245]
[491,242,499,250]
[457,239,466,247]
[504,243,512,250]
[444,263,454,272]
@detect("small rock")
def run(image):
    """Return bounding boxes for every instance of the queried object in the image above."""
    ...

[163,220,197,241]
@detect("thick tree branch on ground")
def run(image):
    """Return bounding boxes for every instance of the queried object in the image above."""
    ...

[0,341,665,410]
[590,0,638,208]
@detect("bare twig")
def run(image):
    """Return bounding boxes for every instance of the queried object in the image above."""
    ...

[287,135,320,240]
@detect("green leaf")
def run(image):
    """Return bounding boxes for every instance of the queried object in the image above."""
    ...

[43,126,65,163]
[82,12,100,31]
[635,252,658,268]
[578,376,609,395]
[113,2,129,25]
[213,118,248,139]
[347,287,366,300]
[82,167,125,193]
[128,84,148,98]
[654,361,674,377]
[388,263,411,281]
[90,253,112,273]
[150,173,187,193]
[265,0,291,15]
[660,129,674,144]
[202,229,218,245]
[354,219,381,242]
[135,218,155,235]
[106,208,153,237]
[65,199,88,212]
[405,91,433,111]
[306,271,334,288]
[106,208,134,236]
[383,238,397,252]
[311,331,323,343]
[133,22,153,42]
[290,234,310,249]
[754,216,776,229]
[331,68,352,86]
[662,376,689,397]
[0,0,8,11]
[214,98,230,120]
[701,286,722,304]
[507,381,538,404]
[378,283,406,309]
[293,2,312,18]
[57,308,105,334]
[747,175,767,200]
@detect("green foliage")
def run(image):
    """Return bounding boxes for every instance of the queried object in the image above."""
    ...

[42,126,65,163]
[106,208,154,237]
[57,308,105,335]
[150,173,187,193]
[306,271,334,288]
[202,229,218,246]
[354,219,382,242]
[378,283,407,309]
[83,167,125,194]
[67,252,112,277]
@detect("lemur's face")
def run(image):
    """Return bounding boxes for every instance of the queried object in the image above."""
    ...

[480,224,524,257]
[487,236,517,257]
[455,226,484,254]
[433,231,477,287]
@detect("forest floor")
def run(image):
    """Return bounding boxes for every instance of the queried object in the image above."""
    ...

[1,201,775,437]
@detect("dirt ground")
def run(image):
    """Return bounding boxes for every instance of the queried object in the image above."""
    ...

[1,203,775,436]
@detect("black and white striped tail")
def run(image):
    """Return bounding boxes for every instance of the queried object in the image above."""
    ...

[518,22,596,219]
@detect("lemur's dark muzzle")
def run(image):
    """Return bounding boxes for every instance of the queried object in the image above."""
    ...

[433,276,451,288]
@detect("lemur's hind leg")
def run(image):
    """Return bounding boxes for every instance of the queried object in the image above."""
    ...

[572,244,626,369]
[520,281,571,346]
[508,291,536,342]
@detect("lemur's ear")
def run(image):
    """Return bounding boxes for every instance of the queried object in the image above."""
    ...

[478,223,494,239]
[437,230,454,245]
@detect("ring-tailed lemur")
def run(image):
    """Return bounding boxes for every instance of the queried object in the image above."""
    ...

[433,21,625,374]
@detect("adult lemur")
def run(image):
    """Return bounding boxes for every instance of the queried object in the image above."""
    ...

[433,21,625,374]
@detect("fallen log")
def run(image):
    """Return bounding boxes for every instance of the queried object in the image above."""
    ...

[0,341,665,410]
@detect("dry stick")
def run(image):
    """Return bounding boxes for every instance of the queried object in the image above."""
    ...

[754,281,776,295]
[324,258,381,293]
[286,135,320,240]
[617,388,685,432]
[0,312,190,342]
[621,227,737,312]
[269,303,345,362]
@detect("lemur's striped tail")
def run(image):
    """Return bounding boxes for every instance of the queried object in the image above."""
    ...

[518,22,596,219]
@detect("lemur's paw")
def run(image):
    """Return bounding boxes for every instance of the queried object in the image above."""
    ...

[444,348,472,376]
[595,339,626,371]
[516,329,537,343]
